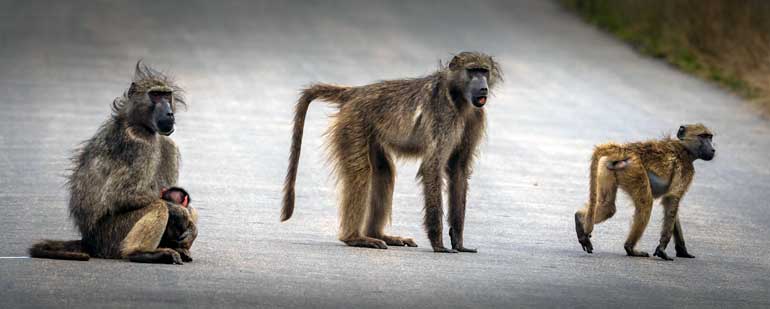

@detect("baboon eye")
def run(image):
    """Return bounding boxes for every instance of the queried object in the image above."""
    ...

[468,68,489,75]
[148,91,171,103]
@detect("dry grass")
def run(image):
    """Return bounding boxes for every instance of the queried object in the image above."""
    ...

[563,0,770,111]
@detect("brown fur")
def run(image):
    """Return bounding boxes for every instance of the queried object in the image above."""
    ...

[281,52,502,253]
[575,124,715,260]
[29,62,195,264]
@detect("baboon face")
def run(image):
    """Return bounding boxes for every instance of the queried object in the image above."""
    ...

[115,63,186,136]
[465,68,490,108]
[448,52,502,108]
[677,124,715,161]
[127,84,176,136]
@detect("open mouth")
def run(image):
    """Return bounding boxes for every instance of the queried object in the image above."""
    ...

[472,96,487,107]
[159,127,175,136]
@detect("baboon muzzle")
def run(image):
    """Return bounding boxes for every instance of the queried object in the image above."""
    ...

[469,77,489,108]
[155,101,175,136]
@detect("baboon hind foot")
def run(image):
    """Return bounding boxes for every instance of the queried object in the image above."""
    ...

[343,237,388,249]
[653,247,674,261]
[624,244,649,257]
[128,248,184,265]
[376,235,418,247]
[575,213,593,253]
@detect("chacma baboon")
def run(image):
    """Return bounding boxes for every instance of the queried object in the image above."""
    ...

[159,187,198,262]
[575,124,715,260]
[29,62,196,264]
[281,52,502,253]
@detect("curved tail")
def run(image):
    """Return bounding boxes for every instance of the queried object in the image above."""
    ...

[29,240,90,261]
[281,84,349,222]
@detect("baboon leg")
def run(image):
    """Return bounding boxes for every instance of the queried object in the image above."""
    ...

[365,142,416,247]
[420,157,455,253]
[618,164,653,257]
[653,196,680,261]
[575,155,618,253]
[447,150,476,253]
[593,162,618,225]
[333,127,387,250]
[121,200,183,264]
[673,216,695,258]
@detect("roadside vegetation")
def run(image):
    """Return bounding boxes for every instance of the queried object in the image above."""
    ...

[562,0,770,111]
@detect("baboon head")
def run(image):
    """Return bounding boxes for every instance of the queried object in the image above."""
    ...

[447,52,502,108]
[677,123,715,161]
[113,62,186,136]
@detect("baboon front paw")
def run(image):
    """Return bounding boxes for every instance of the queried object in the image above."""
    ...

[169,251,184,265]
[344,237,388,249]
[676,251,695,258]
[675,246,695,258]
[433,246,459,253]
[653,247,674,261]
[578,235,593,254]
[453,246,478,253]
[174,248,193,262]
[574,213,593,253]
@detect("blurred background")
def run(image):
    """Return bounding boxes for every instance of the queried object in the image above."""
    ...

[1,0,768,307]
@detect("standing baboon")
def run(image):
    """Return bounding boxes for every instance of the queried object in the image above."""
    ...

[29,62,196,264]
[575,124,715,260]
[282,52,502,253]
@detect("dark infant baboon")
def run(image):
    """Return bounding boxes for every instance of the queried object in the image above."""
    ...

[29,62,196,264]
[159,187,198,262]
[282,52,502,253]
[575,124,715,261]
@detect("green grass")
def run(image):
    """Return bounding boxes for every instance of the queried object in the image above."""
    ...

[562,0,768,109]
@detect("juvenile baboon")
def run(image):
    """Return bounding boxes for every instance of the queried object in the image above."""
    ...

[159,187,198,262]
[575,124,715,260]
[281,52,502,253]
[29,62,195,264]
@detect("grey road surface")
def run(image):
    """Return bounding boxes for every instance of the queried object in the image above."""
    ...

[1,0,769,308]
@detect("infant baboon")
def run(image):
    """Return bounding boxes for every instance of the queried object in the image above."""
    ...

[575,124,715,260]
[29,62,195,264]
[282,52,502,253]
[159,187,198,262]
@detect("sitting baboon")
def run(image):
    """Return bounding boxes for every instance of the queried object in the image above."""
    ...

[29,62,195,264]
[281,52,502,253]
[160,187,198,262]
[575,124,715,260]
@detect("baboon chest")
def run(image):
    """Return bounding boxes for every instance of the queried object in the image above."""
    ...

[646,171,670,197]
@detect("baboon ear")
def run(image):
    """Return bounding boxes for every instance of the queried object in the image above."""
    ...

[128,82,138,96]
[677,125,687,140]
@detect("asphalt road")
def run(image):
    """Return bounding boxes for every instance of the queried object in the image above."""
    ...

[1,0,769,308]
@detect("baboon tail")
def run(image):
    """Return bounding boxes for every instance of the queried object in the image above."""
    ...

[29,239,90,261]
[282,84,349,222]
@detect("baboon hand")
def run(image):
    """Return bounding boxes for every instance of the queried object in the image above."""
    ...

[174,248,193,262]
[454,246,478,253]
[176,223,198,249]
[449,228,476,253]
[578,235,593,254]
[170,250,184,265]
[653,247,674,261]
[432,246,459,253]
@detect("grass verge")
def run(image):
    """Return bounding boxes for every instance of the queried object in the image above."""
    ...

[562,0,770,111]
